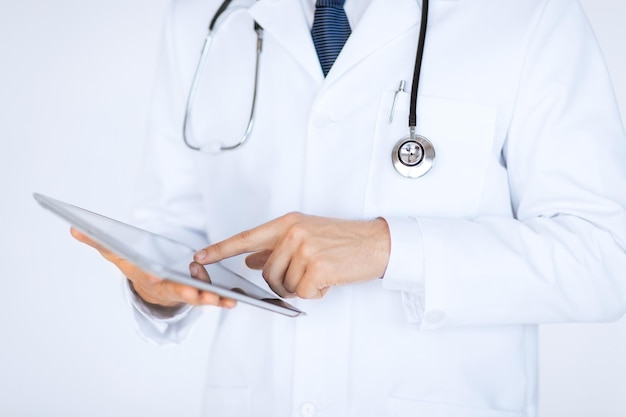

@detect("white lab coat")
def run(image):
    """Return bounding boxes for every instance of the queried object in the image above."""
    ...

[128,0,626,416]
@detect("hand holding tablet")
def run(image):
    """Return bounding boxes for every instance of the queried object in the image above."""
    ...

[34,193,304,317]
[70,227,237,310]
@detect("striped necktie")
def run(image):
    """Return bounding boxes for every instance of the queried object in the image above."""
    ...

[311,0,351,77]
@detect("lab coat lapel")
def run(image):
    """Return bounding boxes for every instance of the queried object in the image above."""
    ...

[248,0,324,85]
[324,0,421,86]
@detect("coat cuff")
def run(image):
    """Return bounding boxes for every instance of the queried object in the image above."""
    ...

[381,216,426,323]
[124,278,203,345]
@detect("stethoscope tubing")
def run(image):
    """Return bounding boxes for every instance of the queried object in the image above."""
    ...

[182,31,215,151]
[183,0,432,171]
[183,4,263,153]
[220,23,263,151]
[409,0,429,131]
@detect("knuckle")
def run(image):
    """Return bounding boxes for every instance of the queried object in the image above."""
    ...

[296,241,315,261]
[288,222,307,238]
[284,224,310,250]
[180,287,201,305]
[295,277,315,299]
[282,211,304,225]
[200,291,219,305]
[269,283,286,298]
[211,241,226,256]
[295,268,331,300]
[295,285,314,299]
[306,257,325,275]
[283,281,296,294]
[168,281,188,298]
[239,228,254,242]
[261,268,270,283]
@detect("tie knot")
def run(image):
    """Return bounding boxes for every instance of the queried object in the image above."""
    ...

[316,0,345,8]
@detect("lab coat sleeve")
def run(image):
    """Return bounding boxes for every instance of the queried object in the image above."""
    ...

[130,2,207,248]
[125,2,219,343]
[397,0,626,329]
[381,217,426,324]
[124,279,206,346]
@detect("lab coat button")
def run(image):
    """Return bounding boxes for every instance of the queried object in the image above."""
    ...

[425,310,446,324]
[300,402,317,417]
[312,111,334,129]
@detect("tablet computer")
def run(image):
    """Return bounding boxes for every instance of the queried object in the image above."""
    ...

[34,193,304,317]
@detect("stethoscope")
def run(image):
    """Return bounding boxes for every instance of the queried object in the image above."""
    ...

[183,0,435,179]
[183,0,263,153]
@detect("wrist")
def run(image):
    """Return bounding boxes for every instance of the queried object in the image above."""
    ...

[373,217,391,279]
[128,279,186,311]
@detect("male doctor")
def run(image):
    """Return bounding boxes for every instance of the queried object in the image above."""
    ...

[74,0,626,415]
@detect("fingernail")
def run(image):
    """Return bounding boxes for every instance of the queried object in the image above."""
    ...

[190,264,198,276]
[195,250,207,261]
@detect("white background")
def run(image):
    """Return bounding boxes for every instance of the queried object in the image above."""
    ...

[1,1,625,416]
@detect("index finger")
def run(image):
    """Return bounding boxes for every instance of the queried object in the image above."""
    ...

[193,213,301,264]
[194,225,275,264]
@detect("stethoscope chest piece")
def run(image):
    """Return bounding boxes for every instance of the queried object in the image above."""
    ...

[391,134,435,178]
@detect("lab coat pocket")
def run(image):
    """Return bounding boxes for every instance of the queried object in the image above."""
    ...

[202,386,251,417]
[364,93,498,218]
[387,397,525,417]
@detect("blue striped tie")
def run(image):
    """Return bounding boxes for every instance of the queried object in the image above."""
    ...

[311,0,351,77]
